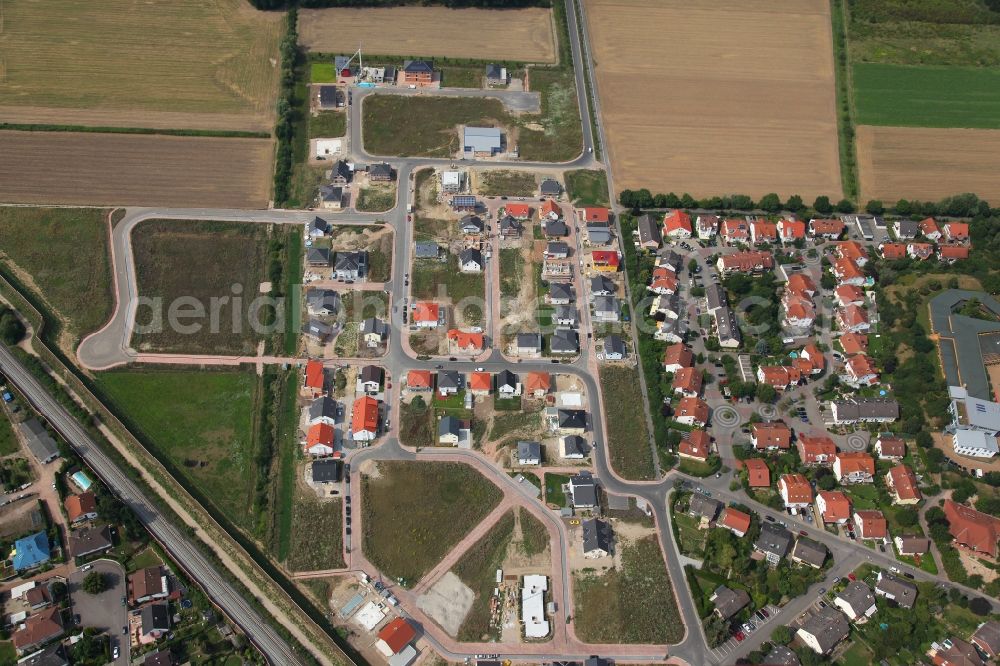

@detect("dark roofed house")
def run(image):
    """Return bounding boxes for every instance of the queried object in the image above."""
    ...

[485,63,506,85]
[834,580,877,622]
[67,525,113,558]
[143,650,178,666]
[972,620,1000,658]
[459,214,484,234]
[20,420,59,464]
[414,241,441,259]
[569,471,597,508]
[544,219,569,238]
[710,585,750,620]
[603,335,626,360]
[140,602,171,640]
[452,194,478,211]
[306,289,340,316]
[516,332,542,356]
[549,283,575,304]
[875,571,918,609]
[303,318,334,341]
[754,523,792,565]
[636,213,662,249]
[311,459,342,484]
[17,643,69,665]
[581,518,612,558]
[557,409,587,433]
[762,645,800,665]
[368,162,395,182]
[688,493,722,523]
[330,159,353,185]
[306,247,331,267]
[319,184,344,209]
[333,250,368,281]
[516,441,541,466]
[306,216,329,238]
[317,85,339,109]
[796,606,849,655]
[590,275,616,297]
[499,215,523,238]
[930,638,986,666]
[550,328,579,355]
[540,179,562,197]
[790,537,828,569]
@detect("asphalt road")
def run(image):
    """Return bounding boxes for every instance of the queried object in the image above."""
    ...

[0,343,304,665]
[69,559,129,665]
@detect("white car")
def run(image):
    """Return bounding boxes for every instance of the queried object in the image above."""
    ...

[112,646,120,659]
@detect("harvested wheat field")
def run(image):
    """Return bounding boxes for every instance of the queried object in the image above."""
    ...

[857,125,1000,203]
[0,0,282,132]
[584,0,842,200]
[0,132,273,208]
[300,7,556,63]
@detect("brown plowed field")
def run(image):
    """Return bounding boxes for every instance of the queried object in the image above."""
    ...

[857,125,1000,203]
[299,7,556,63]
[584,0,842,200]
[0,132,273,208]
[0,0,281,131]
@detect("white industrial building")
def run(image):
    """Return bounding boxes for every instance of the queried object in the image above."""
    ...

[521,575,549,638]
[952,429,999,458]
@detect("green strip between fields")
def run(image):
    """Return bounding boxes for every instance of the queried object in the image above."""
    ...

[0,122,269,139]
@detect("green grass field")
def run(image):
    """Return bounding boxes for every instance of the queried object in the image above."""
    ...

[362,461,502,585]
[97,369,259,529]
[0,207,112,342]
[287,495,345,571]
[0,641,16,665]
[564,169,609,206]
[478,170,537,197]
[544,472,569,507]
[355,186,396,212]
[599,366,655,481]
[518,508,549,557]
[573,536,683,644]
[309,111,346,139]
[310,63,337,83]
[452,511,515,642]
[412,254,485,304]
[130,219,280,354]
[439,65,484,89]
[853,63,1000,128]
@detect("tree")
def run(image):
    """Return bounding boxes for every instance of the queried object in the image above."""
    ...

[836,198,856,213]
[688,258,699,274]
[770,625,792,645]
[785,195,805,213]
[756,383,777,403]
[813,196,832,214]
[703,614,730,647]
[81,572,108,595]
[970,597,992,615]
[758,193,781,213]
[895,507,919,527]
[817,474,837,491]
[895,199,912,215]
[866,199,884,215]
[0,308,26,346]
[49,581,67,602]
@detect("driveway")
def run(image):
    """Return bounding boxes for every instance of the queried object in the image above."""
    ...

[69,559,129,665]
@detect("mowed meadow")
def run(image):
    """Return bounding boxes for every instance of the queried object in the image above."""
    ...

[0,0,283,131]
[583,0,842,200]
[299,6,556,63]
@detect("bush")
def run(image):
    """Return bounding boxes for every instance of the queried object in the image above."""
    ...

[81,572,108,595]
[0,307,26,345]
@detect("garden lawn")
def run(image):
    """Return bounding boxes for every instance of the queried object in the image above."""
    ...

[309,110,346,138]
[0,412,19,456]
[853,63,1000,129]
[573,536,682,644]
[499,248,524,298]
[452,511,515,642]
[599,366,655,480]
[310,62,336,83]
[544,472,569,507]
[287,495,345,571]
[362,461,502,585]
[97,369,259,530]
[0,207,112,342]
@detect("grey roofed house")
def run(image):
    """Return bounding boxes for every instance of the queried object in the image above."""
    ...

[894,219,920,238]
[603,334,626,358]
[306,216,329,236]
[586,222,612,245]
[550,328,579,354]
[18,643,69,666]
[307,396,338,423]
[836,580,876,619]
[485,63,505,82]
[459,248,484,270]
[517,440,541,464]
[562,435,589,457]
[359,365,383,385]
[762,646,800,665]
[875,572,918,609]
[895,535,931,555]
[714,306,742,345]
[830,398,899,423]
[334,251,367,278]
[439,415,460,439]
[311,459,342,483]
[973,620,1000,657]
[590,275,616,296]
[303,319,334,340]
[19,419,59,463]
[140,602,171,633]
[306,289,340,315]
[496,369,518,391]
[463,126,502,154]
[555,305,577,325]
[438,370,461,391]
[452,194,477,210]
[547,241,570,257]
[361,317,386,338]
[319,184,343,204]
[334,55,354,74]
[582,518,613,555]
[544,219,569,237]
[949,385,1000,433]
[499,215,522,236]
[306,247,331,266]
[934,638,987,666]
[659,249,684,273]
[549,283,575,303]
[368,162,394,181]
[688,493,722,520]
[459,214,484,234]
[559,409,587,431]
[583,658,608,666]
[570,470,597,507]
[383,66,397,82]
[67,524,112,558]
[931,291,1000,400]
[517,332,542,352]
[791,536,828,568]
[797,606,849,654]
[142,650,177,666]
[593,295,619,315]
[636,213,662,247]
[331,159,353,184]
[754,523,793,561]
[711,585,751,620]
[540,179,562,197]
[706,284,728,311]
[414,241,441,259]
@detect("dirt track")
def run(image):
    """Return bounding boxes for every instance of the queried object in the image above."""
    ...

[300,7,556,63]
[584,0,842,200]
[0,131,273,208]
[857,124,1000,203]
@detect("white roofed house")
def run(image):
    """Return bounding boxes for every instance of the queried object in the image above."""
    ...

[463,126,503,156]
[459,248,484,273]
[521,575,549,638]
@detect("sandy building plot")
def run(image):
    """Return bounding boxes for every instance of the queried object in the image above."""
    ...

[299,7,556,63]
[0,132,273,208]
[0,0,282,132]
[857,125,1000,203]
[584,0,842,200]
[417,572,475,636]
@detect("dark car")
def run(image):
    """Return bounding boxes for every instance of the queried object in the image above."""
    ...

[765,515,775,522]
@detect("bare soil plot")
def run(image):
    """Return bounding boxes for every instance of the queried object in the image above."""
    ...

[0,132,273,208]
[0,0,282,131]
[299,7,556,64]
[584,0,842,200]
[856,125,1000,203]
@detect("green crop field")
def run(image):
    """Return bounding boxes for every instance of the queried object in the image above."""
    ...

[0,207,112,343]
[0,0,283,132]
[361,461,502,586]
[853,63,1000,128]
[97,369,259,529]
